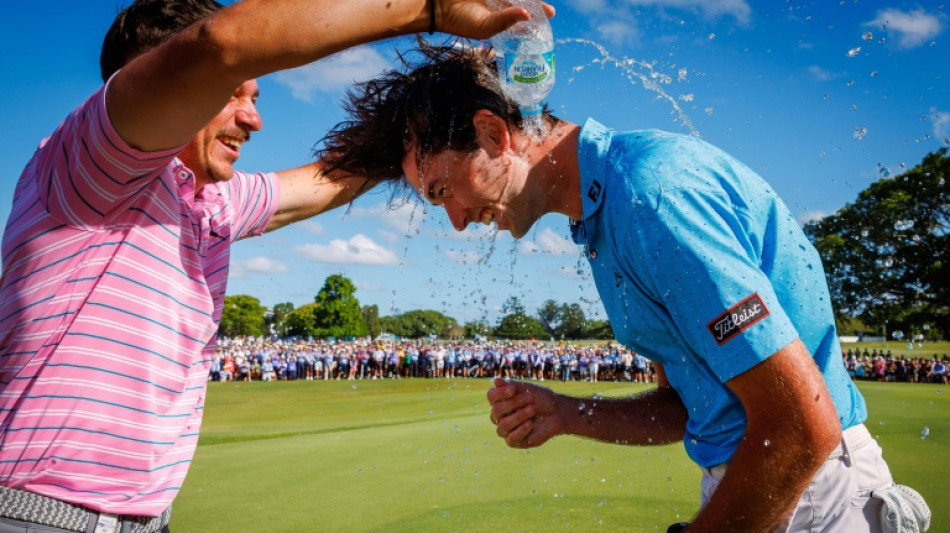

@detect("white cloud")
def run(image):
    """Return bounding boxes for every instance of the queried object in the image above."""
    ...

[446,250,481,264]
[354,280,383,292]
[931,108,950,141]
[565,0,750,47]
[298,221,324,236]
[348,202,428,233]
[517,228,580,256]
[378,230,400,243]
[631,0,751,24]
[864,9,943,49]
[230,256,289,279]
[294,234,399,265]
[597,19,640,47]
[796,210,828,226]
[807,65,840,82]
[273,46,389,102]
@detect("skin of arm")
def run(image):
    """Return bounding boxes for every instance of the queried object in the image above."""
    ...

[105,0,554,153]
[102,0,554,229]
[684,338,841,533]
[488,363,688,448]
[266,165,369,232]
[490,339,842,532]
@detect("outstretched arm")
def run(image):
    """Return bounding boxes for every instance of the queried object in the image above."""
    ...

[487,363,688,448]
[107,0,555,153]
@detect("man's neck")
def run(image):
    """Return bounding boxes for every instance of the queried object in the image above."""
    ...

[518,120,583,221]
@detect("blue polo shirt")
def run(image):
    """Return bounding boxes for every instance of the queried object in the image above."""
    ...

[570,119,866,468]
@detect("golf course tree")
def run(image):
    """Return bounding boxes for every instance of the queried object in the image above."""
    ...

[265,301,294,336]
[584,318,614,340]
[219,294,267,337]
[536,299,590,339]
[804,148,949,339]
[361,304,382,341]
[380,309,458,338]
[495,296,549,340]
[536,299,563,337]
[464,318,492,339]
[281,303,320,337]
[311,274,368,339]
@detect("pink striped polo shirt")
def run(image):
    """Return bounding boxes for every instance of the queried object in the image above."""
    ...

[0,83,279,515]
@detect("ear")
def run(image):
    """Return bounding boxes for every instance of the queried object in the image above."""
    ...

[472,109,510,158]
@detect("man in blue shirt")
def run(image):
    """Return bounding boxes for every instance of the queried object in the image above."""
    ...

[319,43,930,532]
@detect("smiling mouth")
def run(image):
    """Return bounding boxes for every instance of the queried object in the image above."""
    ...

[218,135,246,154]
[479,209,496,226]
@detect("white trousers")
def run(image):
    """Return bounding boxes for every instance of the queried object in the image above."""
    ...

[699,424,930,533]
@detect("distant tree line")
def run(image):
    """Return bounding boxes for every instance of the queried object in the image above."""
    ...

[219,277,613,341]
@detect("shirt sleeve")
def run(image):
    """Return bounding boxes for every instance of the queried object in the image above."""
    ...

[620,182,799,383]
[224,170,280,241]
[33,81,184,228]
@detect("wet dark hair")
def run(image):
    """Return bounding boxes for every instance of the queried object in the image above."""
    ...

[317,39,555,193]
[100,0,223,82]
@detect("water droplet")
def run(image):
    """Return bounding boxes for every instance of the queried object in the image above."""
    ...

[894,220,914,231]
[847,47,861,57]
[708,33,716,41]
[853,126,867,141]
[863,32,874,42]
[578,402,586,411]
[705,107,714,115]
[764,439,771,447]
[921,427,930,439]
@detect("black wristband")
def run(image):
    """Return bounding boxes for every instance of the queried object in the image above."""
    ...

[428,0,436,35]
[667,523,689,533]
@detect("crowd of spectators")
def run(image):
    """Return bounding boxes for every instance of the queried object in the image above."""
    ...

[843,348,949,384]
[210,336,948,386]
[210,336,655,383]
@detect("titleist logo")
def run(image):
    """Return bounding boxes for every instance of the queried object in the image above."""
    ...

[707,294,769,345]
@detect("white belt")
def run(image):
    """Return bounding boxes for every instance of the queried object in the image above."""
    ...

[828,423,872,461]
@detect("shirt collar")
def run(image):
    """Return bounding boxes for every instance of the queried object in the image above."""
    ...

[570,118,613,246]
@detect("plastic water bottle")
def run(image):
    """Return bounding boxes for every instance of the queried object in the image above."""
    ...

[488,0,554,135]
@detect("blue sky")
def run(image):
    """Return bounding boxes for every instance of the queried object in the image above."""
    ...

[1,1,947,325]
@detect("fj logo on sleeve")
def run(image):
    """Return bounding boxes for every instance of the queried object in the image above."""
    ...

[707,293,770,345]
[588,180,602,202]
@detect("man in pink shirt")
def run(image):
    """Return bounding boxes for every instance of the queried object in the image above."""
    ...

[0,0,552,531]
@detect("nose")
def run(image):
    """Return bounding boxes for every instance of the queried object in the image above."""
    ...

[443,201,470,232]
[236,102,262,132]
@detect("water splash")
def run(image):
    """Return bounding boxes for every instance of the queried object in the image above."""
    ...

[558,38,699,137]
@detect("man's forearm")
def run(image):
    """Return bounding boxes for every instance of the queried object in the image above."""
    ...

[560,386,688,445]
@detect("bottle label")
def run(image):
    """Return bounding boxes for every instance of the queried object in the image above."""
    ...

[506,51,554,85]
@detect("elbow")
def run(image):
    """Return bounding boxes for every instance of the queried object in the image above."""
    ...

[191,14,253,82]
[798,412,842,470]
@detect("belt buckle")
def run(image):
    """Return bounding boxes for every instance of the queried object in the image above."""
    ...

[94,513,120,533]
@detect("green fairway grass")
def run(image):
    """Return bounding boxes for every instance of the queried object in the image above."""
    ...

[170,378,947,532]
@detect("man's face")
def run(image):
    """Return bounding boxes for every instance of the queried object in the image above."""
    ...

[402,143,534,238]
[179,80,261,188]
